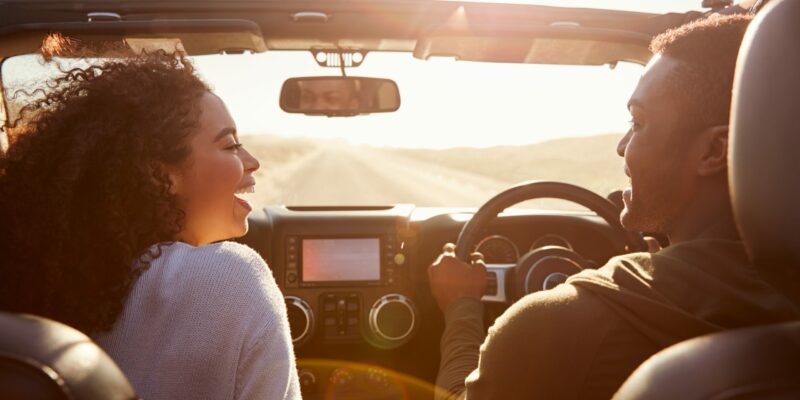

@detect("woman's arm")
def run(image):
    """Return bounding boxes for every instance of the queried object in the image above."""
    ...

[235,306,301,399]
[219,242,301,399]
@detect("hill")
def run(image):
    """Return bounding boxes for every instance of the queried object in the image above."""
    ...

[384,133,628,197]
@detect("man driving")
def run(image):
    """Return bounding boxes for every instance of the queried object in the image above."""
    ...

[430,15,800,400]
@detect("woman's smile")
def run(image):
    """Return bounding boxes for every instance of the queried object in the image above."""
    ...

[234,183,255,211]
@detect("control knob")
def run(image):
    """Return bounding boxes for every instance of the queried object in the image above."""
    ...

[284,296,314,347]
[298,369,317,395]
[367,294,417,349]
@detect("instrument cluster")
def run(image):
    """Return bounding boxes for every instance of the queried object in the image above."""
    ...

[476,234,574,264]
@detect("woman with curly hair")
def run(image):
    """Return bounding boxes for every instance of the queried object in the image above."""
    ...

[0,47,300,399]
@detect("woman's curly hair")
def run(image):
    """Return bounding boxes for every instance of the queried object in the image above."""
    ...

[0,41,210,334]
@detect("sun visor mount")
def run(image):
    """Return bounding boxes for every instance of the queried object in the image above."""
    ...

[311,49,367,68]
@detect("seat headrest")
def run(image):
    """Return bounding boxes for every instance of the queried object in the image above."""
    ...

[0,312,137,400]
[729,0,800,269]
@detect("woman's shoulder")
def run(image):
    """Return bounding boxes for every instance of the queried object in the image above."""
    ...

[168,240,262,260]
[157,241,267,270]
[151,241,279,302]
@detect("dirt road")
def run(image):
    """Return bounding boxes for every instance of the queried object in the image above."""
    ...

[246,144,511,207]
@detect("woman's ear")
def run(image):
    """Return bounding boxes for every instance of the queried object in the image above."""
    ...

[155,162,184,196]
[696,125,729,177]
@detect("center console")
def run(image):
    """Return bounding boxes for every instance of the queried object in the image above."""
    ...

[264,205,419,351]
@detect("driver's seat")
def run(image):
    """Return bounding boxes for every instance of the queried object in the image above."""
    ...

[613,0,800,398]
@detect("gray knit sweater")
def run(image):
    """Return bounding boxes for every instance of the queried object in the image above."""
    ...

[95,241,301,400]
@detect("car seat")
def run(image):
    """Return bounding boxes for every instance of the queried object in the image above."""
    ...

[0,312,138,400]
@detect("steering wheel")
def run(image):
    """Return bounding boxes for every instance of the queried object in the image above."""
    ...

[455,181,646,303]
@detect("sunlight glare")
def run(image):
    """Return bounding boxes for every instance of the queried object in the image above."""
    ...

[192,52,643,149]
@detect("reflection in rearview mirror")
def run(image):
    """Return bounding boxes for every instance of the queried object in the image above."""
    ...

[280,77,400,117]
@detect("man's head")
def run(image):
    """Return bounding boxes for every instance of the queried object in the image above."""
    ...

[617,15,752,235]
[298,79,359,111]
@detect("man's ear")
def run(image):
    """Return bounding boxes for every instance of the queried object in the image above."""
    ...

[696,125,729,177]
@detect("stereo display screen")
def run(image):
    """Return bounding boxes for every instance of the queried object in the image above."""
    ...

[301,238,381,282]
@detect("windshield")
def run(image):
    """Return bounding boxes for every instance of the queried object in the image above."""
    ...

[2,51,643,209]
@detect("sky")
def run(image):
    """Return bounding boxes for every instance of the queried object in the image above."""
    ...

[2,50,644,149]
[190,51,643,148]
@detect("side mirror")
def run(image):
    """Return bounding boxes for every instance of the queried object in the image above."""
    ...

[280,77,400,117]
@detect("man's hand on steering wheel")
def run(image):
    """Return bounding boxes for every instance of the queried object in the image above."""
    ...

[428,243,488,312]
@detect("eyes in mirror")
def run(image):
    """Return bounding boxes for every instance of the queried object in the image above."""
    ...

[280,77,401,117]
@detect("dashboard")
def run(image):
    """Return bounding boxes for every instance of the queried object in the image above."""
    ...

[237,204,628,399]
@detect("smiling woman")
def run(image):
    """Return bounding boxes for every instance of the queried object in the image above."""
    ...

[0,44,300,399]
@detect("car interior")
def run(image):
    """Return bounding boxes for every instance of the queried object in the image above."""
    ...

[0,0,797,399]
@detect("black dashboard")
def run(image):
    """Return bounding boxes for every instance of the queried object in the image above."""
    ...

[237,204,628,399]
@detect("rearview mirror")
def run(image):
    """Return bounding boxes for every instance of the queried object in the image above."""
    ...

[280,77,400,117]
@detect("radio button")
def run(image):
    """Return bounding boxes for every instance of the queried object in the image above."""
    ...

[287,272,297,284]
[485,272,498,295]
[393,253,406,266]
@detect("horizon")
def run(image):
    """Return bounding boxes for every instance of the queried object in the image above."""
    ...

[238,130,625,150]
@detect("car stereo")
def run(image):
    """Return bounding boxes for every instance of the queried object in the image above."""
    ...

[284,235,400,288]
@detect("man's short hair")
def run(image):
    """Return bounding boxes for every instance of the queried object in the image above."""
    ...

[650,15,753,131]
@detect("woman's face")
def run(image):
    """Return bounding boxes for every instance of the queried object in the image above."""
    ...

[169,92,260,246]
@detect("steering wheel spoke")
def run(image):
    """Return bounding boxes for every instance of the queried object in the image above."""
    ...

[481,263,515,303]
